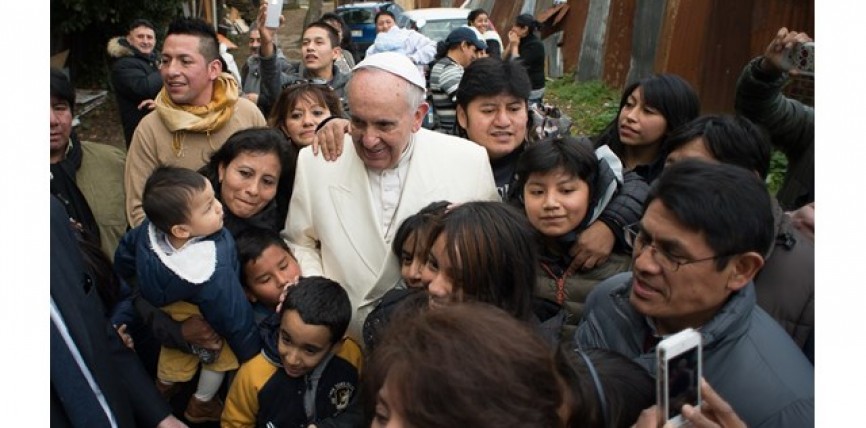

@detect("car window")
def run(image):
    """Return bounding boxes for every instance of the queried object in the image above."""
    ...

[419,19,467,42]
[339,9,373,25]
[397,15,411,28]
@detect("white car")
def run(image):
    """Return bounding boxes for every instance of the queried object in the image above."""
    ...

[402,8,471,43]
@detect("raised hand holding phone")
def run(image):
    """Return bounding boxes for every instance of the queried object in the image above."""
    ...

[632,378,745,428]
[256,2,279,58]
[679,378,746,428]
[760,27,813,76]
[780,41,814,76]
[265,0,283,28]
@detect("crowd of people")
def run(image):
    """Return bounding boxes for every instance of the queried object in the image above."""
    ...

[50,5,815,427]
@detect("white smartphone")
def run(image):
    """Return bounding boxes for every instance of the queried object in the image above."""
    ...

[265,0,283,28]
[656,328,702,427]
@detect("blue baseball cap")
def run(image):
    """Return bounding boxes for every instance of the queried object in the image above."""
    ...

[445,27,487,51]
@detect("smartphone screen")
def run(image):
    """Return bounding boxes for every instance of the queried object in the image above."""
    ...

[666,347,699,419]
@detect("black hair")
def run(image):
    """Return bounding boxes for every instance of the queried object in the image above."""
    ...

[281,276,352,345]
[595,74,700,159]
[129,18,155,32]
[166,17,220,63]
[468,8,489,25]
[646,159,773,269]
[484,38,502,57]
[320,12,356,55]
[515,13,540,32]
[454,57,532,138]
[509,136,599,226]
[306,20,341,50]
[142,166,209,234]
[201,127,289,179]
[456,57,531,106]
[466,8,499,56]
[374,10,396,25]
[50,68,76,113]
[199,127,294,209]
[435,40,447,61]
[556,346,655,428]
[391,201,450,258]
[234,227,292,287]
[663,115,772,179]
[426,201,538,321]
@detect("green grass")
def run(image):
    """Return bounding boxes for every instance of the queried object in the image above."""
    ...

[545,77,620,137]
[767,150,788,196]
[546,77,789,196]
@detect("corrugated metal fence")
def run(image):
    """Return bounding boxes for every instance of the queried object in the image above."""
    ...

[413,0,813,113]
[536,0,814,112]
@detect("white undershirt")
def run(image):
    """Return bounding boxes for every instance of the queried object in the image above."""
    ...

[367,134,416,238]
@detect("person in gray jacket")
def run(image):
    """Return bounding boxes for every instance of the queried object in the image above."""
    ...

[735,27,813,211]
[575,160,814,428]
[664,115,814,363]
[240,28,296,105]
[255,3,350,116]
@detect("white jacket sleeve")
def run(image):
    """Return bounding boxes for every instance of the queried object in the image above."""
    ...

[281,151,325,276]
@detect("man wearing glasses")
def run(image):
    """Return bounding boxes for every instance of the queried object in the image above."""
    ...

[575,160,813,427]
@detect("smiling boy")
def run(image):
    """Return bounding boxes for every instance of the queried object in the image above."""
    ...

[223,276,362,428]
[235,228,302,324]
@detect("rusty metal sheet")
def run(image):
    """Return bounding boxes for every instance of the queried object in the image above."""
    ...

[601,0,636,88]
[539,3,571,38]
[561,0,591,74]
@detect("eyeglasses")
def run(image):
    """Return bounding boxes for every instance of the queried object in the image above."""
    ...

[281,78,332,91]
[623,223,726,272]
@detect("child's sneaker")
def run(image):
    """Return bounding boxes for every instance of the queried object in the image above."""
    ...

[189,343,219,364]
[184,396,224,423]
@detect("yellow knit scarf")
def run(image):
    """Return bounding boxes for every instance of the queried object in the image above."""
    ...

[155,73,239,157]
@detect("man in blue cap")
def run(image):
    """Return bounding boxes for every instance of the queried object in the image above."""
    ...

[429,27,487,134]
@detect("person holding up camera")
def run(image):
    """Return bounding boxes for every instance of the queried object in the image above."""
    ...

[734,27,814,213]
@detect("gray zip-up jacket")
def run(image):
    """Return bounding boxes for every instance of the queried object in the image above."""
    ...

[575,273,814,428]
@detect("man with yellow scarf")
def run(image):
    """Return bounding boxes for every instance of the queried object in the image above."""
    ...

[125,17,267,227]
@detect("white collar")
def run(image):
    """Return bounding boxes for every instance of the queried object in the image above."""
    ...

[147,223,217,284]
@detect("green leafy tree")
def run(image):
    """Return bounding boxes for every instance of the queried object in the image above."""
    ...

[51,0,185,87]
